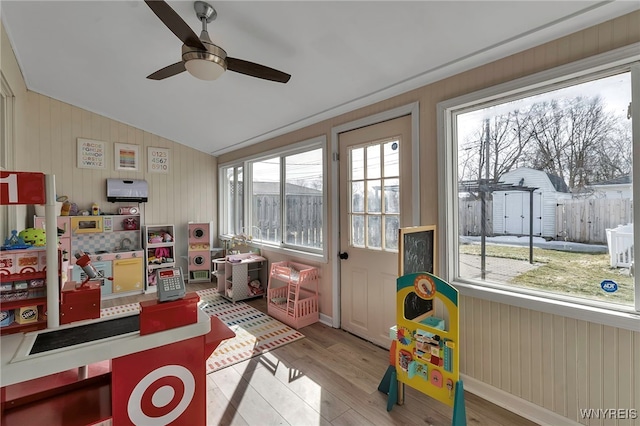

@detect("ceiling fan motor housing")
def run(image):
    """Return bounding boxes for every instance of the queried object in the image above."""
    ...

[182,42,227,70]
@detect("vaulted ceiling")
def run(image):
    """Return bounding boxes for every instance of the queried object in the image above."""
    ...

[2,1,638,155]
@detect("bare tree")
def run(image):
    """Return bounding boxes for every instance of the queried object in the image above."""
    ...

[458,95,629,191]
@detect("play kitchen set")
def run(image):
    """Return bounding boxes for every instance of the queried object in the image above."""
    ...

[34,210,145,298]
[1,171,235,425]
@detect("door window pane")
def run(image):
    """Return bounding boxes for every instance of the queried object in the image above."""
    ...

[352,181,364,213]
[367,145,381,179]
[352,215,365,247]
[383,141,400,177]
[351,147,364,180]
[385,215,400,250]
[367,216,381,249]
[367,179,381,213]
[384,178,399,214]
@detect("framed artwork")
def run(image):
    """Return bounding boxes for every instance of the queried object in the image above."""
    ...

[148,147,170,173]
[114,143,140,171]
[77,138,106,169]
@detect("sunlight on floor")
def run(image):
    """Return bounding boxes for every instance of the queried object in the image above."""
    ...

[208,351,327,425]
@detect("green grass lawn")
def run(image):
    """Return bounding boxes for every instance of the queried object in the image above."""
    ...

[459,243,634,305]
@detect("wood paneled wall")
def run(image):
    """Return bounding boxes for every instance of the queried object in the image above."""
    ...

[461,296,639,425]
[4,10,640,425]
[220,11,640,425]
[16,91,217,268]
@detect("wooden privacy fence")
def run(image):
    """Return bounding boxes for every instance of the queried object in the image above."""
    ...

[253,194,323,248]
[459,197,632,244]
[556,198,633,244]
[459,199,493,237]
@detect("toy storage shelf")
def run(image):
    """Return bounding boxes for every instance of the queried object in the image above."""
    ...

[142,225,175,293]
[267,261,319,329]
[0,249,60,335]
[213,259,226,294]
[222,254,265,303]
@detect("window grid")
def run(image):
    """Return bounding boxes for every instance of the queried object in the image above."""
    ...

[349,139,400,252]
[220,138,326,256]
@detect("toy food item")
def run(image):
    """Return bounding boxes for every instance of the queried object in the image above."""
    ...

[18,228,46,246]
[61,201,71,216]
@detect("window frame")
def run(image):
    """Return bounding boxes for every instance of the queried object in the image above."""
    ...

[218,164,244,237]
[219,135,328,262]
[437,43,640,331]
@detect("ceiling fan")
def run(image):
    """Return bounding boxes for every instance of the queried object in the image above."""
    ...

[144,0,291,83]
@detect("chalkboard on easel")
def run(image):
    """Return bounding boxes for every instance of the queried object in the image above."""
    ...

[399,225,436,276]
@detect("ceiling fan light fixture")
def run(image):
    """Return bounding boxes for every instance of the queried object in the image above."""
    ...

[145,1,290,83]
[185,58,225,80]
[182,42,227,81]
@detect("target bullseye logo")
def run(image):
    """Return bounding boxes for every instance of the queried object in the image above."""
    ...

[128,365,195,425]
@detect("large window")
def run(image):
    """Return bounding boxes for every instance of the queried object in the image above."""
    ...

[439,49,639,320]
[220,137,326,255]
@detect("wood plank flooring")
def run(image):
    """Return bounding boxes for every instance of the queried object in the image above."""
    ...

[104,284,539,426]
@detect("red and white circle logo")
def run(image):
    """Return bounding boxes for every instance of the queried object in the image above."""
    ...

[127,365,195,425]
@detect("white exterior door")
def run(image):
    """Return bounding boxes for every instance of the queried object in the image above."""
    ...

[504,191,543,236]
[338,115,412,348]
[504,192,524,234]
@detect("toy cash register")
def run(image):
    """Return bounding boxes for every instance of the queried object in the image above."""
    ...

[156,267,186,302]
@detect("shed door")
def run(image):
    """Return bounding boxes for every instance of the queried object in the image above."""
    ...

[522,191,543,236]
[504,191,543,236]
[504,192,524,235]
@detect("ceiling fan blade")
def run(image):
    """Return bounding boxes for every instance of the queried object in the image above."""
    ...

[144,0,206,50]
[147,61,186,80]
[226,57,291,83]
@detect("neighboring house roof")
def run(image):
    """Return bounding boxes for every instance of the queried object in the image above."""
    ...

[589,174,632,186]
[545,172,570,193]
[252,181,322,195]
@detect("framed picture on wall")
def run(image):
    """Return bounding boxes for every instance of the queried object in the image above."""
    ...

[148,146,170,173]
[77,138,106,169]
[114,143,139,171]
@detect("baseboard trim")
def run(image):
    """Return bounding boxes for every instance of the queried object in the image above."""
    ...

[461,374,580,426]
[319,313,332,327]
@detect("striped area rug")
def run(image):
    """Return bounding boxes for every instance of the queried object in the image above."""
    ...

[198,289,305,373]
[100,288,305,373]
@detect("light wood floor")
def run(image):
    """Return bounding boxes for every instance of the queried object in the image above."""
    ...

[105,284,539,426]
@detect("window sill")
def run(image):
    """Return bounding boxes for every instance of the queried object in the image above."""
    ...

[260,244,327,264]
[452,280,640,332]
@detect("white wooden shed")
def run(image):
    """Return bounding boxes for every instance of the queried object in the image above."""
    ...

[492,167,572,238]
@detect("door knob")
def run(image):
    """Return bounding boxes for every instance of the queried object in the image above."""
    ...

[338,252,349,260]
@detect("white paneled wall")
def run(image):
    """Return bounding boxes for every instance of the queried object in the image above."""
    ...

[460,296,640,425]
[20,92,217,269]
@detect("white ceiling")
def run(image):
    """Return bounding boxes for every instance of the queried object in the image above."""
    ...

[2,1,639,156]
